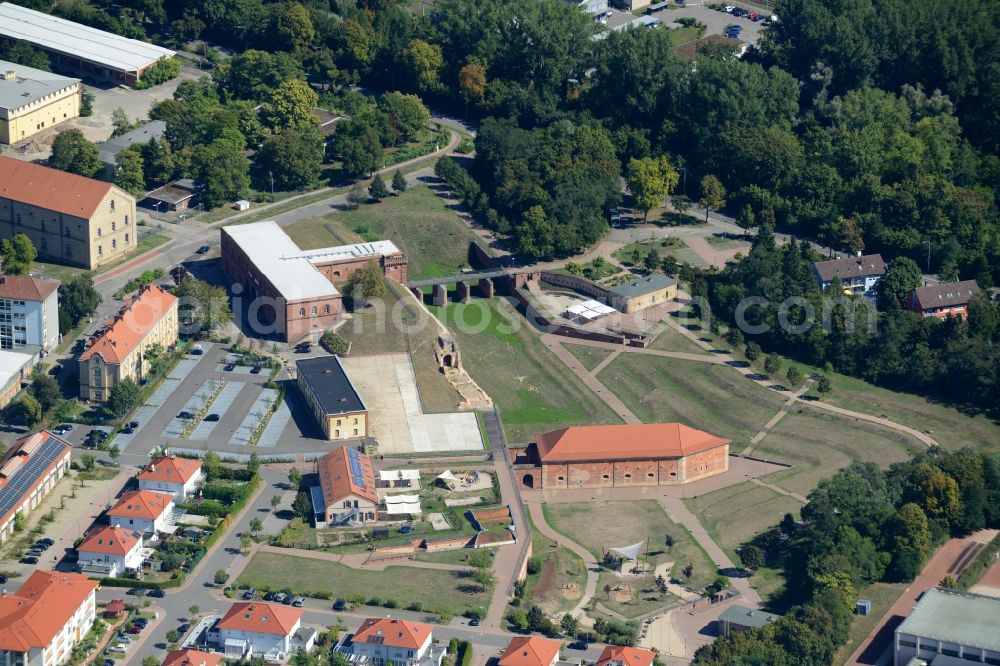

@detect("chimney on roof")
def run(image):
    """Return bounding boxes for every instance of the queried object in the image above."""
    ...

[1,70,15,81]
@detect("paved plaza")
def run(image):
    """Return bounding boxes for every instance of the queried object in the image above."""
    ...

[340,353,485,454]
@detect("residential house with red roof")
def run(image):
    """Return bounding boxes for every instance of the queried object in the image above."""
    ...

[0,155,137,270]
[106,489,175,535]
[161,648,223,666]
[351,617,446,666]
[313,447,377,527]
[0,570,98,666]
[0,430,71,543]
[499,637,562,666]
[512,423,730,490]
[907,280,981,320]
[78,283,178,402]
[0,275,59,354]
[210,602,313,659]
[76,524,144,577]
[596,645,656,666]
[138,456,204,500]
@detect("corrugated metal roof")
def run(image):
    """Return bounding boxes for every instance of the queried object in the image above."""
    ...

[0,58,78,111]
[0,2,175,74]
[222,221,341,302]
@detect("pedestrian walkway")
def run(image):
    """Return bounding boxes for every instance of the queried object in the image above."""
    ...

[658,497,761,607]
[525,502,599,619]
[541,338,640,424]
[743,378,814,456]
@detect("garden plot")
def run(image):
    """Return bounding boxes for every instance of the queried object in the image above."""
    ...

[229,388,280,446]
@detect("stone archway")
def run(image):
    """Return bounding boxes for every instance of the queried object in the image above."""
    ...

[522,473,535,489]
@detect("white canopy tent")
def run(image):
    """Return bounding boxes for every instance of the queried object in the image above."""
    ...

[609,540,646,562]
[384,494,422,515]
[378,469,420,482]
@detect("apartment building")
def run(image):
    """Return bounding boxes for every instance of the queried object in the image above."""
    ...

[0,275,59,353]
[78,284,177,402]
[0,155,137,270]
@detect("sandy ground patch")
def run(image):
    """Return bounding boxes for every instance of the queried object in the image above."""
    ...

[445,496,484,507]
[428,513,451,530]
[654,562,701,601]
[340,353,485,454]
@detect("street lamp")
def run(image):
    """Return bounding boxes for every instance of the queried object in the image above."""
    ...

[925,240,932,273]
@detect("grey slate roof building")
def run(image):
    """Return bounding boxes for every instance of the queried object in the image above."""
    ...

[97,120,166,168]
[716,605,781,637]
[894,587,1000,666]
[0,59,79,114]
[813,253,887,283]
[610,273,678,299]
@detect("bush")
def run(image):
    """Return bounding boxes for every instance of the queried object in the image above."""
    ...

[321,330,350,355]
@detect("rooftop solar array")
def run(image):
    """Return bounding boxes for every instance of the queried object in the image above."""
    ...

[0,434,66,521]
[346,448,367,490]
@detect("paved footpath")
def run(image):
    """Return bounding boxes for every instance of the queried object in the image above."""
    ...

[541,336,641,424]
[525,501,600,618]
[846,530,998,666]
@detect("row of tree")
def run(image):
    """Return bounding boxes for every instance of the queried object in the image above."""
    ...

[696,447,1000,664]
[704,222,1000,410]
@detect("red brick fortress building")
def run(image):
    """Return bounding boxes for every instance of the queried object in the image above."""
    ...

[512,423,730,490]
[220,221,407,342]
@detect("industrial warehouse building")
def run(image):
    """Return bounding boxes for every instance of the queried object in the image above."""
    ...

[296,355,368,441]
[512,423,731,489]
[894,587,1000,666]
[221,221,407,342]
[0,59,81,144]
[0,431,71,543]
[0,156,137,269]
[0,2,176,86]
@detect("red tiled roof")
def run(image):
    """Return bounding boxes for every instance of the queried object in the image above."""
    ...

[0,570,97,651]
[597,645,655,666]
[0,155,114,219]
[535,423,730,462]
[0,431,70,526]
[108,490,173,521]
[162,648,223,666]
[138,456,202,485]
[317,447,377,506]
[499,637,561,666]
[80,284,177,364]
[217,602,301,636]
[354,617,433,650]
[79,524,141,556]
[0,275,58,301]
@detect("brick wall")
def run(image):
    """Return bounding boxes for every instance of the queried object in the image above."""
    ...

[530,447,729,489]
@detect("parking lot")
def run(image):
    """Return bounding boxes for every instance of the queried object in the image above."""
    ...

[599,3,767,45]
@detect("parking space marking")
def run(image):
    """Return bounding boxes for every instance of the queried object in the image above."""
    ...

[214,363,262,376]
[162,379,226,438]
[170,358,200,379]
[113,404,158,452]
[256,398,292,448]
[147,377,182,406]
[229,388,280,446]
[189,381,246,440]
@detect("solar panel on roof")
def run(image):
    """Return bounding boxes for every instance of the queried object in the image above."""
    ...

[346,448,367,488]
[0,436,65,520]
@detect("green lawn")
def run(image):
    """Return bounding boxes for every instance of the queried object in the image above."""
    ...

[428,298,622,444]
[335,282,462,413]
[31,233,170,283]
[705,235,751,251]
[237,551,490,617]
[519,512,588,615]
[284,186,484,281]
[683,482,803,561]
[834,582,908,664]
[667,25,702,47]
[646,324,712,355]
[613,238,684,268]
[597,354,785,447]
[563,343,617,371]
[752,407,923,497]
[543,500,717,616]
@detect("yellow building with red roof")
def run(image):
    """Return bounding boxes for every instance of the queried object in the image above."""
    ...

[78,283,178,402]
[313,447,377,527]
[0,570,98,666]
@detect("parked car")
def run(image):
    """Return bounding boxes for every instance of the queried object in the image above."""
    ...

[243,588,256,600]
[273,592,288,604]
[295,343,311,353]
[133,617,149,628]
[263,591,277,601]
[126,625,143,634]
[177,411,195,420]
[39,537,54,546]
[53,424,73,435]
[33,541,50,551]
[196,245,211,255]
[398,525,413,534]
[292,596,305,607]
[116,634,133,644]
[107,644,128,654]
[224,363,235,371]
[281,594,294,605]
[121,426,134,434]
[128,421,139,429]
[332,599,347,611]
[20,556,38,564]
[0,575,8,584]
[204,413,220,422]
[468,618,480,627]
[72,340,87,353]
[191,345,204,355]
[148,588,165,598]
[250,365,262,374]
